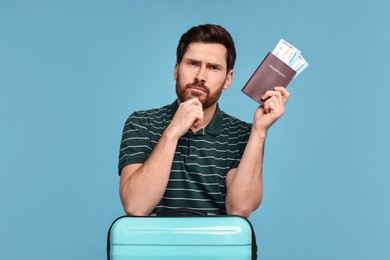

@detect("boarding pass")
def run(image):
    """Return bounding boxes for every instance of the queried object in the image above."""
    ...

[272,39,309,77]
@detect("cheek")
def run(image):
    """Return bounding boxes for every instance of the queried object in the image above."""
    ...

[213,76,227,89]
[177,68,193,83]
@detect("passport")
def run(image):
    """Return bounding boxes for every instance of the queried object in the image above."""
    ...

[242,39,308,104]
[242,52,296,105]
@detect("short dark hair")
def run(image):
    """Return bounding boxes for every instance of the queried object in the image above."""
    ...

[176,24,236,72]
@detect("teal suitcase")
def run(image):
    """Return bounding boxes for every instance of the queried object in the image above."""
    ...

[107,209,257,259]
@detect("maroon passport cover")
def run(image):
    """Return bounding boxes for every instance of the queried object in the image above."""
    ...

[242,52,296,104]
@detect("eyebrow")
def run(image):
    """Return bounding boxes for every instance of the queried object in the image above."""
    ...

[207,62,223,69]
[185,58,200,64]
[185,58,224,68]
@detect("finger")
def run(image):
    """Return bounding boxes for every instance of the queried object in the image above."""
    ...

[262,99,272,114]
[191,106,204,119]
[274,86,290,103]
[263,94,284,114]
[261,90,272,101]
[192,111,204,129]
[185,97,202,107]
[262,89,283,103]
[274,86,287,92]
[193,119,202,129]
[179,99,203,114]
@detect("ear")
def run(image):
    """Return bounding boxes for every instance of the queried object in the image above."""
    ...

[223,70,234,90]
[174,62,179,80]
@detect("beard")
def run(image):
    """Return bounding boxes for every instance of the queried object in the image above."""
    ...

[175,76,225,110]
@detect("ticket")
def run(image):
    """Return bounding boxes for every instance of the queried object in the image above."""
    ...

[291,54,309,78]
[272,39,301,66]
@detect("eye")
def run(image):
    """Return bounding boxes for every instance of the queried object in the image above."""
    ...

[209,64,221,72]
[188,60,199,67]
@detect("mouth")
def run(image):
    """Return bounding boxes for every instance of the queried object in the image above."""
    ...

[189,86,206,92]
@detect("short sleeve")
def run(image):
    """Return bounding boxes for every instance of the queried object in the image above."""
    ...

[118,112,151,175]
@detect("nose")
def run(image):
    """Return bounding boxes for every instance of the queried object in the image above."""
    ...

[195,65,207,82]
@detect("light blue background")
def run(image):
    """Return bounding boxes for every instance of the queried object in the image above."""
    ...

[1,0,389,259]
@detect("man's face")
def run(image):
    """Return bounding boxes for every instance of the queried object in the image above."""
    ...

[174,42,233,109]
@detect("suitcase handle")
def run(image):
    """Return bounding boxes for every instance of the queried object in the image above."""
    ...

[156,208,207,216]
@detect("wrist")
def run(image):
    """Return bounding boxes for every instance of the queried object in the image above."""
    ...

[162,127,181,142]
[250,126,268,140]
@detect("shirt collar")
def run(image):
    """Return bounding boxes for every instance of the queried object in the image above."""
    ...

[169,99,222,137]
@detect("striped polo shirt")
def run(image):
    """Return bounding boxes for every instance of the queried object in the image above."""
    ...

[119,100,252,215]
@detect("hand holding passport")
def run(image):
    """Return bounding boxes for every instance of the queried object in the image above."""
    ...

[242,39,309,104]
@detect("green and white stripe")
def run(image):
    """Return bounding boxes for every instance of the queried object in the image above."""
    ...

[119,100,251,215]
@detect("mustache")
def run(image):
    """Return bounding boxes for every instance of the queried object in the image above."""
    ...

[187,81,209,92]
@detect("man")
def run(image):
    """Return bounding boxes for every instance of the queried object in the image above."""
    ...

[118,24,289,218]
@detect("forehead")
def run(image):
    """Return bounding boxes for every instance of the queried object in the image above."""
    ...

[183,42,227,65]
